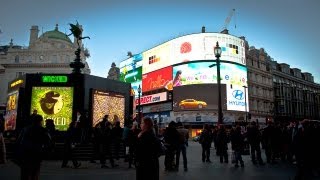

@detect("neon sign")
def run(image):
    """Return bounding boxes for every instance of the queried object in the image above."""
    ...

[10,79,23,88]
[42,75,68,83]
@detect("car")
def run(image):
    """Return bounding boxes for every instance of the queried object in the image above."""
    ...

[178,99,207,109]
[193,135,200,142]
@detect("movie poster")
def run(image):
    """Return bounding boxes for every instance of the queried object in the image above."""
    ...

[30,86,73,131]
[4,91,19,131]
[92,90,125,127]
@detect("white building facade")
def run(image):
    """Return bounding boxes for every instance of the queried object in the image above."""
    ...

[0,24,91,104]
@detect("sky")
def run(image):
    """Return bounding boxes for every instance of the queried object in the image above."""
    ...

[0,0,319,83]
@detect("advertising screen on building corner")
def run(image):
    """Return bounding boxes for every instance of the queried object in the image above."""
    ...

[140,33,245,74]
[142,66,173,92]
[173,84,227,111]
[30,87,73,131]
[173,61,247,87]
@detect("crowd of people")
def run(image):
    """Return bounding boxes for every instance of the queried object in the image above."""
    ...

[1,110,320,180]
[198,120,320,180]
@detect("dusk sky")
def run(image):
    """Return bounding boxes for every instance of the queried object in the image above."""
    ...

[0,0,319,83]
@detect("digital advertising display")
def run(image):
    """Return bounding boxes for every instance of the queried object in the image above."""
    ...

[142,41,173,74]
[120,67,142,83]
[226,85,249,112]
[91,90,125,127]
[142,66,173,92]
[120,53,143,71]
[173,61,247,87]
[4,91,19,131]
[30,86,74,131]
[135,92,168,105]
[137,33,245,74]
[173,62,215,86]
[173,84,227,111]
[131,81,142,97]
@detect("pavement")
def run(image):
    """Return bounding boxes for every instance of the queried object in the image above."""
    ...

[0,141,299,180]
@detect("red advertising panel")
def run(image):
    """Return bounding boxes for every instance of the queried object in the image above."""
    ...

[142,66,173,92]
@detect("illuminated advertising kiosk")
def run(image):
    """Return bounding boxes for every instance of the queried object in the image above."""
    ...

[4,78,25,133]
[10,73,131,135]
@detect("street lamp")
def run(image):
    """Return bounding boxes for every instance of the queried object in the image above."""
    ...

[209,41,223,125]
[137,84,141,123]
[243,85,248,123]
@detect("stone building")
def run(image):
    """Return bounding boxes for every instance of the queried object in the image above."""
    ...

[0,24,91,104]
[244,41,274,123]
[270,61,320,121]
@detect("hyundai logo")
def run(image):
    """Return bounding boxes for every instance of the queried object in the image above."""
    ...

[232,90,244,100]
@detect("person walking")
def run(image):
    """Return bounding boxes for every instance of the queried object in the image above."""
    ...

[136,117,161,180]
[61,121,81,168]
[231,126,245,168]
[175,122,189,171]
[199,124,213,163]
[247,121,264,165]
[216,125,229,163]
[95,115,116,168]
[16,114,51,180]
[163,121,179,171]
[0,113,6,164]
[127,121,141,168]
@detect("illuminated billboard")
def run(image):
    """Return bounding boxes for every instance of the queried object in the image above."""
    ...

[142,41,173,74]
[120,53,143,71]
[173,61,247,87]
[173,62,215,86]
[131,81,142,97]
[227,85,249,112]
[173,84,227,111]
[91,90,125,127]
[30,87,74,131]
[4,91,19,131]
[137,33,245,75]
[135,92,168,105]
[120,67,142,83]
[142,66,173,92]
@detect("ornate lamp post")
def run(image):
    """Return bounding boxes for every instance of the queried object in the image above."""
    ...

[243,85,248,123]
[137,85,141,123]
[209,42,223,125]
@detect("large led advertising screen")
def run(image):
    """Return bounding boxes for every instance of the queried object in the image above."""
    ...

[138,33,245,74]
[30,87,74,131]
[91,90,125,127]
[4,91,19,131]
[173,61,247,87]
[173,84,227,111]
[131,81,142,97]
[120,67,142,83]
[142,66,173,92]
[120,53,143,71]
[142,41,173,74]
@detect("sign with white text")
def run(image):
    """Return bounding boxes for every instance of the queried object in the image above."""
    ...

[135,92,168,105]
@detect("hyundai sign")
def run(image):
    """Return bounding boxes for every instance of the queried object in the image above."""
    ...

[227,85,249,112]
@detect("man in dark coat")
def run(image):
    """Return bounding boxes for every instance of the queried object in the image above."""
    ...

[199,124,213,163]
[247,121,264,165]
[16,114,51,180]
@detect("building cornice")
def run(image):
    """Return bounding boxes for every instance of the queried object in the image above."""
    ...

[273,70,320,88]
[1,63,70,68]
